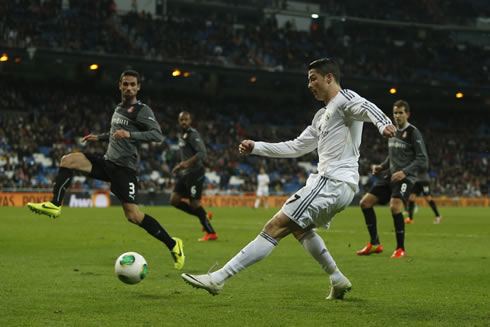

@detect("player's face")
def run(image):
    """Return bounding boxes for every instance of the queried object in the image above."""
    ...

[308,69,330,101]
[393,106,410,128]
[178,113,191,129]
[119,76,140,101]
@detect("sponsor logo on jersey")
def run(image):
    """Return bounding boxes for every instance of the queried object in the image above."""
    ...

[112,116,129,126]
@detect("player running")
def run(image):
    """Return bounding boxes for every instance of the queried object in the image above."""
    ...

[27,70,185,270]
[170,111,218,241]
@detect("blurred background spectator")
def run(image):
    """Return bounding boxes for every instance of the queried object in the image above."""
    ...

[0,0,488,198]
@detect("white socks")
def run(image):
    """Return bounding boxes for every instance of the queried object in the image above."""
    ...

[210,231,278,284]
[298,230,343,282]
[209,230,344,285]
[254,199,260,209]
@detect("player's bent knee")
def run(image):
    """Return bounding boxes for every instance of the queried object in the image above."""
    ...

[125,212,141,224]
[123,206,143,224]
[389,199,404,214]
[360,197,374,209]
[169,194,181,207]
[60,153,89,171]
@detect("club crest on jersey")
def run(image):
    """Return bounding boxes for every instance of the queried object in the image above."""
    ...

[127,106,134,113]
[402,131,407,139]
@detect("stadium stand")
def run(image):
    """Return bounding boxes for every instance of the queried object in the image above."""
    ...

[0,0,488,198]
[0,79,487,197]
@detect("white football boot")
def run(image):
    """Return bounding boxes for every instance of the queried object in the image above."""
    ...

[181,272,224,296]
[326,275,352,300]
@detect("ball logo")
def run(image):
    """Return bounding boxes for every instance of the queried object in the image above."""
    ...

[119,255,136,267]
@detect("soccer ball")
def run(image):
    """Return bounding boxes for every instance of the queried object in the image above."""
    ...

[114,252,148,284]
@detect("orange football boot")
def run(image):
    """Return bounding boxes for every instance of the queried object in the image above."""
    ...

[356,243,383,255]
[391,248,407,258]
[198,233,218,242]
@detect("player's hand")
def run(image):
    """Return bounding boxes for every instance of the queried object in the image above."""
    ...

[113,129,130,141]
[382,125,397,138]
[391,170,406,182]
[81,134,99,143]
[371,165,383,175]
[172,162,187,174]
[239,140,255,154]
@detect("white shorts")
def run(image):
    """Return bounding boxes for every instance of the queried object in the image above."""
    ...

[281,174,355,229]
[256,186,269,197]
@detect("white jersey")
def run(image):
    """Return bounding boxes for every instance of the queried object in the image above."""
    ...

[257,173,270,188]
[256,173,270,196]
[252,89,392,191]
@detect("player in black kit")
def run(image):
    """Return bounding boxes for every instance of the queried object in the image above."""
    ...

[170,111,218,242]
[27,70,185,270]
[357,100,428,258]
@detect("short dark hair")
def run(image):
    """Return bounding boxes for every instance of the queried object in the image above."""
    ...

[393,99,410,113]
[308,58,341,83]
[119,70,141,84]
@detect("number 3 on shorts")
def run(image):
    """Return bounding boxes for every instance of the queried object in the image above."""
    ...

[129,182,135,196]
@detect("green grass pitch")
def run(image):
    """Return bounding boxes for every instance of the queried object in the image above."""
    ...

[1,206,488,327]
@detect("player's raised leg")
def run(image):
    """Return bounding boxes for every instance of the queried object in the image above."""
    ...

[27,152,91,218]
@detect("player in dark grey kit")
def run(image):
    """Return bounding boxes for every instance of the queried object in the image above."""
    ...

[170,111,218,242]
[405,169,442,224]
[27,70,185,270]
[357,100,428,258]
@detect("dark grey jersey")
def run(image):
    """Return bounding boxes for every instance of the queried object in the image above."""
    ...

[97,101,163,171]
[381,123,428,183]
[417,169,431,183]
[178,127,207,174]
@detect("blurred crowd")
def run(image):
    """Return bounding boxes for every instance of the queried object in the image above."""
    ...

[2,0,489,87]
[0,81,488,198]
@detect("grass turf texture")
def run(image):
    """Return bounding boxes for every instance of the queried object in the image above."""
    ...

[1,206,488,327]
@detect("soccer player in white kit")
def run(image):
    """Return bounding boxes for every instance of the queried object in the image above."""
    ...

[182,58,396,300]
[254,167,270,209]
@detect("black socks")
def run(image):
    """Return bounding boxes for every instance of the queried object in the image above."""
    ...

[175,201,215,233]
[362,208,379,245]
[408,200,415,220]
[52,167,73,206]
[428,200,440,217]
[393,212,405,250]
[139,214,175,250]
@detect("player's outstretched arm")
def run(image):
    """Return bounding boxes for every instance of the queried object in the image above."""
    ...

[239,140,255,155]
[82,134,99,143]
[382,125,396,138]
